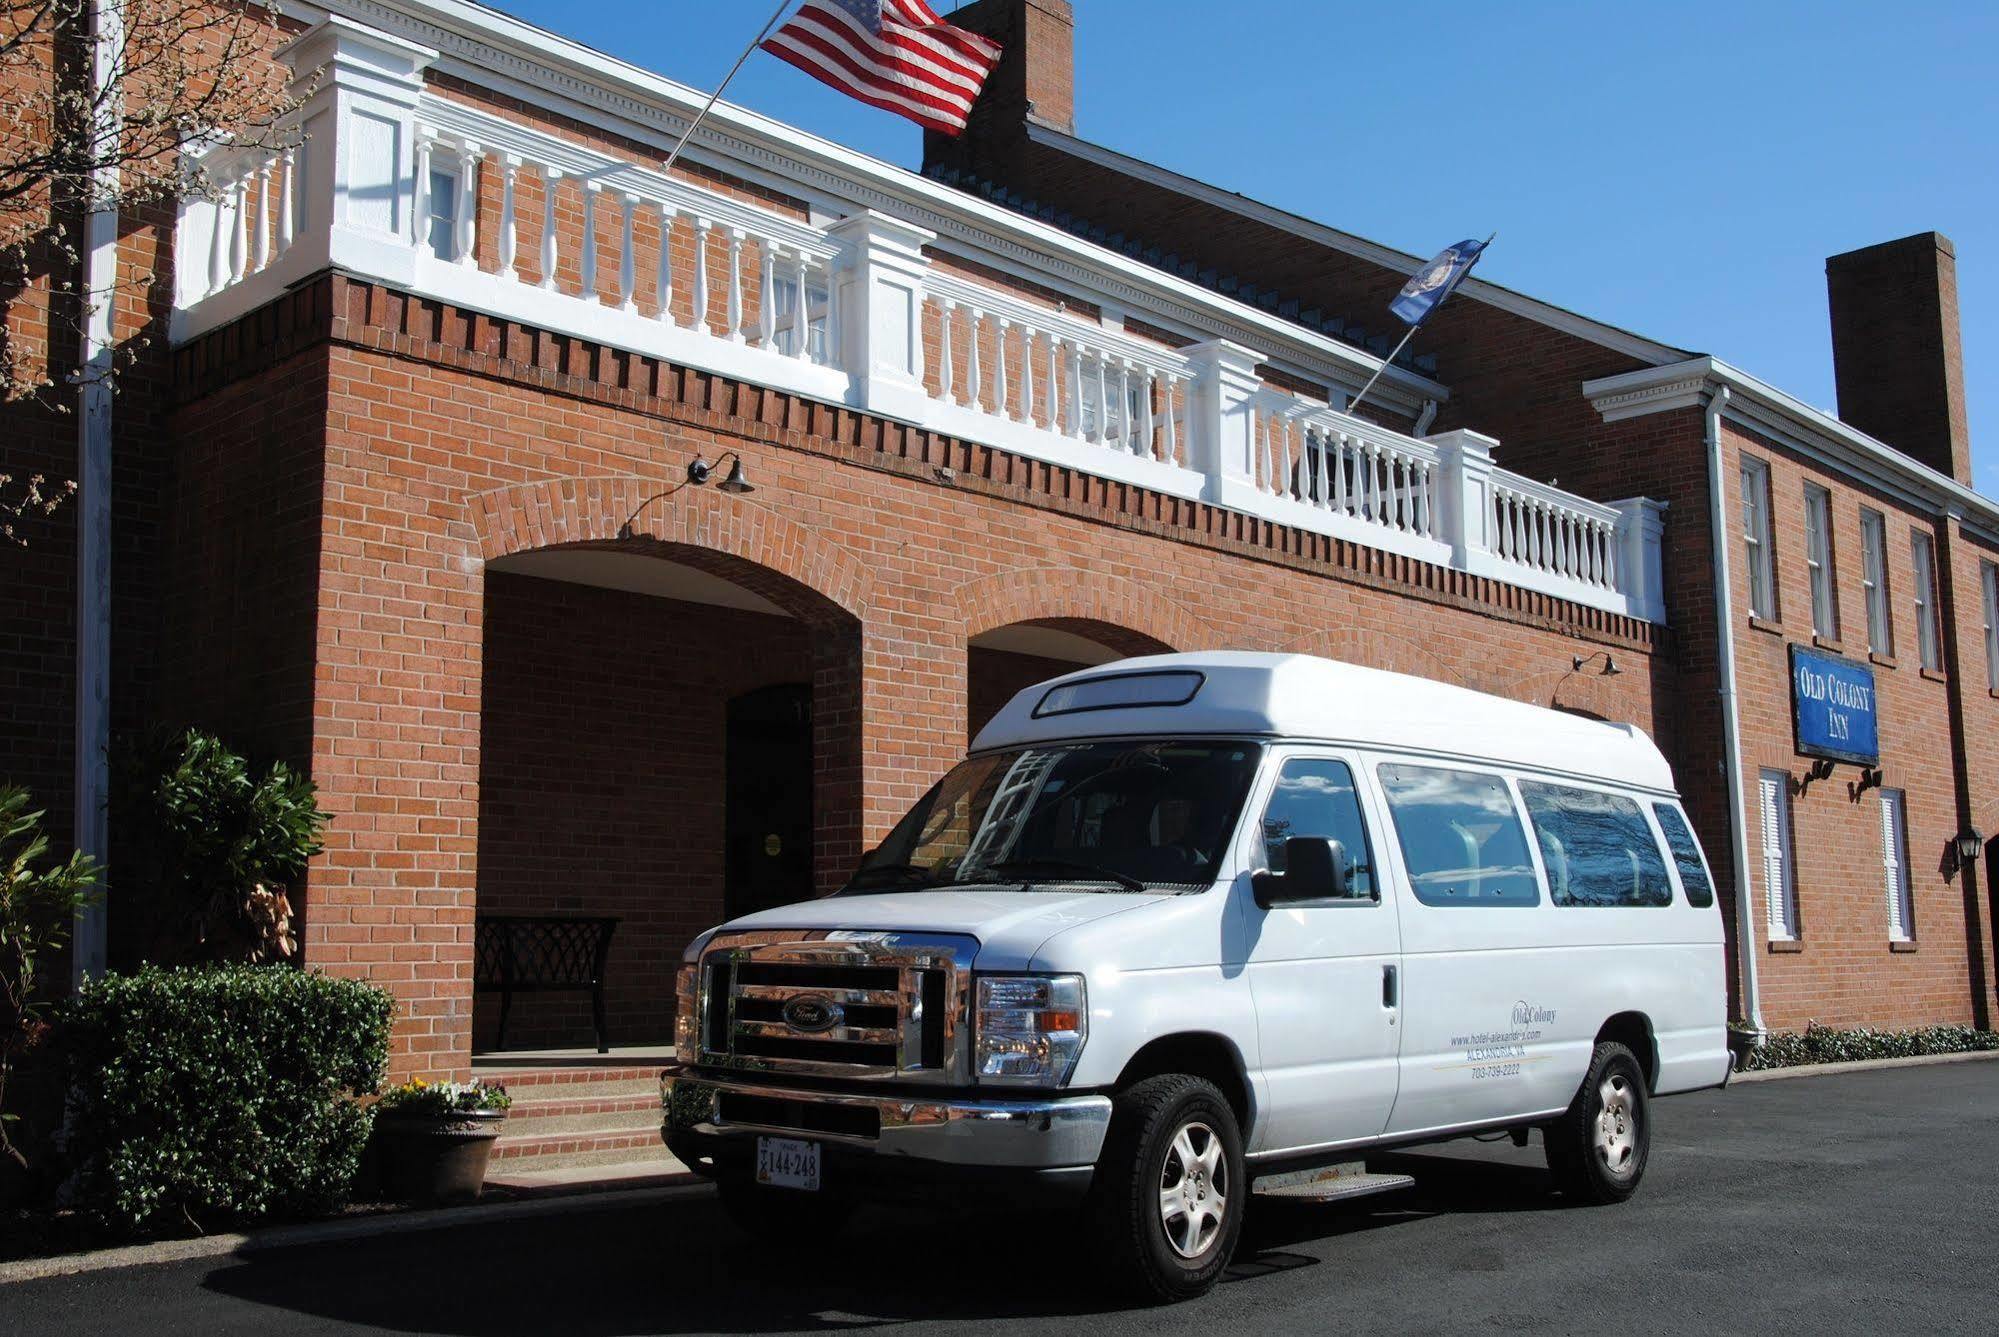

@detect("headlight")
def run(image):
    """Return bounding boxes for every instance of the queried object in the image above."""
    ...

[675,964,699,1066]
[975,974,1087,1086]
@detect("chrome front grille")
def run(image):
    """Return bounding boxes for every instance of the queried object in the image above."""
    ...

[697,931,970,1081]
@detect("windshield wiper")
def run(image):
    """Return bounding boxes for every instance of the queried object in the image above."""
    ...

[974,858,1146,894]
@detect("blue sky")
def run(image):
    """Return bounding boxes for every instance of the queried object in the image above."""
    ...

[493,0,1999,492]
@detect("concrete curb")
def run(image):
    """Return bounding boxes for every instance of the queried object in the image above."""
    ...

[0,1176,713,1287]
[1732,1048,1999,1083]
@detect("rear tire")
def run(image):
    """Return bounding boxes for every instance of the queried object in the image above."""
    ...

[1086,1074,1245,1303]
[1545,1040,1649,1204]
[717,1176,856,1242]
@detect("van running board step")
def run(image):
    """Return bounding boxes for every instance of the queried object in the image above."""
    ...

[1252,1162,1415,1203]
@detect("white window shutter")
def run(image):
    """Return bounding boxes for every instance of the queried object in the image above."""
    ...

[1882,791,1911,941]
[1759,771,1796,940]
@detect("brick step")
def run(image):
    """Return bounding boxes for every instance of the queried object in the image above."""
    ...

[501,1092,663,1136]
[490,1129,677,1173]
[476,1067,663,1102]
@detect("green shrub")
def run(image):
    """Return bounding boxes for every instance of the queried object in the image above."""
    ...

[61,965,395,1235]
[1740,1021,1999,1071]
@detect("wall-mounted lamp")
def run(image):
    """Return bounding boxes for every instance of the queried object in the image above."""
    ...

[617,451,758,539]
[1956,829,1986,865]
[1571,651,1622,677]
[1791,757,1836,797]
[1849,766,1885,800]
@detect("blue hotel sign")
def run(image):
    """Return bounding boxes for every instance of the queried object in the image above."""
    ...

[1790,644,1880,766]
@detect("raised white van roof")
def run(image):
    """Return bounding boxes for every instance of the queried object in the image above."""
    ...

[972,651,1677,794]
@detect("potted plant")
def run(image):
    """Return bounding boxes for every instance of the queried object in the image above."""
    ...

[372,1078,513,1204]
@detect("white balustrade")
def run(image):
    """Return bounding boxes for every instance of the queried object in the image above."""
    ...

[168,16,1665,625]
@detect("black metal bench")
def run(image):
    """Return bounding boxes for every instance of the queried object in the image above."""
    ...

[474,914,620,1054]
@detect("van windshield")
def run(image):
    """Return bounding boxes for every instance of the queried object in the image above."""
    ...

[844,741,1263,894]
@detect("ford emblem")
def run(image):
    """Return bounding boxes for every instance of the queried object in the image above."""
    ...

[782,994,844,1034]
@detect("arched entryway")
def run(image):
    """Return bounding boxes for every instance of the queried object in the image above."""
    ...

[466,488,869,1055]
[967,618,1177,741]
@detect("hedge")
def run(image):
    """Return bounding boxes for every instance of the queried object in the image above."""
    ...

[61,965,396,1235]
[1740,1022,1999,1072]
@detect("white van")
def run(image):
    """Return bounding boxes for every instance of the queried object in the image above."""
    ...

[663,652,1730,1301]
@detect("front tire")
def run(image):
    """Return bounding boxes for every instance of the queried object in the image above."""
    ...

[717,1176,856,1242]
[1087,1074,1246,1303]
[1545,1040,1649,1204]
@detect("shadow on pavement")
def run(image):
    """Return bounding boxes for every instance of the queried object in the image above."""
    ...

[200,1152,1571,1330]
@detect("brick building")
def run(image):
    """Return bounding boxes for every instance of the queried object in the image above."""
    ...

[3,0,1994,1101]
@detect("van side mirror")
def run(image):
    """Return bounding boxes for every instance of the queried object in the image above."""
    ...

[1253,837,1358,908]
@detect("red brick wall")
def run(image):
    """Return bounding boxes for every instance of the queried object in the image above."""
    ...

[471,572,811,1049]
[968,646,1084,741]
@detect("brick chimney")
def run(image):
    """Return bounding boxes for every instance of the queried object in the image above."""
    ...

[923,0,1074,181]
[1825,232,1972,485]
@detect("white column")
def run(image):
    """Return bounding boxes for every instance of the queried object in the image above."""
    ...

[1163,374,1180,466]
[691,217,712,333]
[539,167,563,291]
[994,315,1010,419]
[656,205,677,324]
[1020,326,1036,426]
[412,135,434,249]
[1065,340,1083,437]
[790,249,810,361]
[617,193,638,311]
[965,307,983,410]
[227,171,248,282]
[1610,496,1667,617]
[825,210,935,419]
[275,146,296,256]
[1430,428,1502,568]
[250,162,271,273]
[938,298,955,401]
[1140,369,1156,459]
[207,171,230,294]
[759,241,778,346]
[498,154,520,280]
[1046,333,1061,432]
[1182,338,1266,508]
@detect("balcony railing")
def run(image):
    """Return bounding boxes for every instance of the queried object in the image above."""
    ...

[170,16,1666,624]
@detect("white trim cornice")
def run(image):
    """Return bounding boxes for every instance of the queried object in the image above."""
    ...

[1024,123,1692,371]
[280,0,1447,417]
[1584,358,1999,543]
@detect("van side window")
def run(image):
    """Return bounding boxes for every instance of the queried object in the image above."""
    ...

[1259,757,1375,898]
[1652,804,1715,908]
[1518,782,1673,907]
[1376,764,1540,907]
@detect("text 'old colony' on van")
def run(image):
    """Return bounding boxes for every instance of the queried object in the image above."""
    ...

[662,652,1731,1302]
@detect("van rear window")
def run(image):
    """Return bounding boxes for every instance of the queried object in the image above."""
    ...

[1519,782,1673,908]
[1033,670,1204,718]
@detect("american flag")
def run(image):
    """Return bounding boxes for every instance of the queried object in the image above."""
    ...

[762,0,1003,137]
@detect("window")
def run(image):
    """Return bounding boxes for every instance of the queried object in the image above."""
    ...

[1740,457,1775,619]
[1035,670,1203,717]
[1881,789,1913,942]
[1911,531,1941,671]
[1757,769,1799,940]
[1804,485,1838,639]
[771,276,830,361]
[1652,803,1715,908]
[1518,782,1673,907]
[1377,764,1540,907]
[1861,509,1893,656]
[424,166,458,259]
[1983,561,1999,693]
[1257,757,1375,899]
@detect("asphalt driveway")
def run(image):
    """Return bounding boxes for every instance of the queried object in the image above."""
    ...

[4,1061,1994,1334]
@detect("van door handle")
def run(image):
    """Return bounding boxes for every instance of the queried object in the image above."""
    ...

[1382,964,1398,1009]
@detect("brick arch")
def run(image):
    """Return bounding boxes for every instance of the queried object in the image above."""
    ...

[953,567,1212,655]
[466,476,872,626]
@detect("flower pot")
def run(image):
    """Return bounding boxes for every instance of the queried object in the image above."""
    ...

[374,1109,507,1205]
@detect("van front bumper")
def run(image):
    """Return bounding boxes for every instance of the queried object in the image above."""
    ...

[661,1067,1111,1183]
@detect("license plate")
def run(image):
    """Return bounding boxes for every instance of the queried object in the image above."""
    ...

[755,1136,821,1192]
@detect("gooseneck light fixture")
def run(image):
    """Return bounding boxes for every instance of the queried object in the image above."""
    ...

[617,451,758,539]
[1570,651,1622,677]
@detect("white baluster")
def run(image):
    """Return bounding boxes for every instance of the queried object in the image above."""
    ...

[206,170,229,295]
[1163,374,1180,466]
[725,227,745,341]
[937,299,955,402]
[250,162,270,274]
[656,206,677,324]
[1602,524,1619,590]
[1420,462,1434,535]
[539,167,563,291]
[617,193,639,311]
[759,242,778,346]
[790,250,810,361]
[454,143,480,266]
[275,147,295,257]
[1118,361,1134,454]
[1095,351,1112,446]
[1140,370,1156,459]
[1046,333,1061,431]
[413,136,433,249]
[966,308,983,410]
[1020,327,1036,426]
[578,182,599,299]
[691,217,712,333]
[994,316,1011,419]
[228,171,248,282]
[1065,341,1083,437]
[821,256,839,366]
[498,155,520,280]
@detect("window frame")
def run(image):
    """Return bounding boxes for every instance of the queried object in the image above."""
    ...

[1910,530,1941,672]
[1651,802,1716,909]
[1517,779,1676,908]
[1249,752,1381,905]
[1375,761,1543,909]
[1983,560,1999,694]
[1740,456,1776,620]
[423,163,460,261]
[1861,508,1893,656]
[1804,484,1839,639]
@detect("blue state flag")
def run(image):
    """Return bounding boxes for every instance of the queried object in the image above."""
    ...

[1389,237,1490,328]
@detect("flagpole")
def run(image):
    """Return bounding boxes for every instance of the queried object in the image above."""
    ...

[1343,323,1420,420]
[661,0,798,179]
